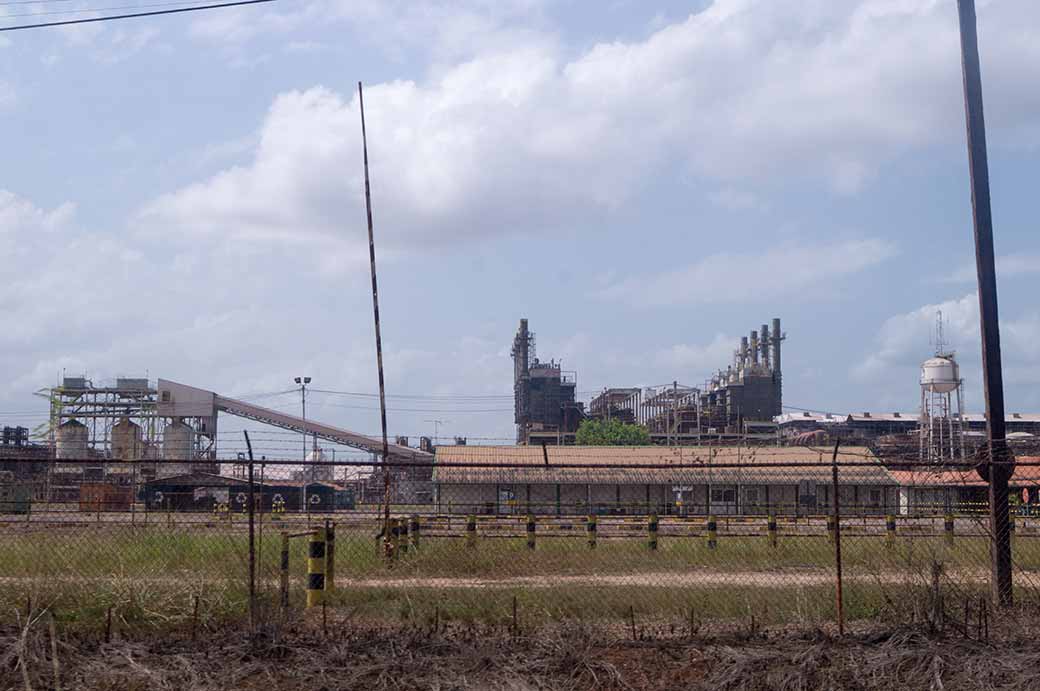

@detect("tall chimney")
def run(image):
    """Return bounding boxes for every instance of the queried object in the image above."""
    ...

[740,336,749,368]
[771,318,782,374]
[749,330,759,365]
[760,324,770,369]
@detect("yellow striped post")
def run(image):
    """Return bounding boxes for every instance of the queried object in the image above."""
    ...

[526,514,536,550]
[706,514,717,550]
[944,513,954,546]
[466,515,477,549]
[648,513,659,551]
[885,514,896,548]
[767,515,778,548]
[306,529,326,608]
[587,514,597,549]
[826,515,836,544]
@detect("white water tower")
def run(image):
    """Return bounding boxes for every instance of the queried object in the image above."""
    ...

[919,312,966,463]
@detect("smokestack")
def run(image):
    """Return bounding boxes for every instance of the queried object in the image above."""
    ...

[740,336,749,368]
[760,324,770,369]
[771,318,782,374]
[749,330,759,365]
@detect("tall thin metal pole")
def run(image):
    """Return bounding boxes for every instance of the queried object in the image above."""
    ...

[358,82,394,556]
[956,0,1012,606]
[243,430,256,633]
[830,438,844,636]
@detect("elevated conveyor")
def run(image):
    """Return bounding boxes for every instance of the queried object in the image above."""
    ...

[157,379,431,462]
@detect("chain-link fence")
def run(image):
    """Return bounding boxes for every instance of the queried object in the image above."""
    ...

[2,446,1038,636]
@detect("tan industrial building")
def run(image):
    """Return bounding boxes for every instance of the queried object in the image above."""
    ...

[433,445,898,516]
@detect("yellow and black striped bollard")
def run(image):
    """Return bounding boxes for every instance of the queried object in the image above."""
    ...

[306,528,326,608]
[648,513,658,551]
[587,514,597,549]
[526,514,536,550]
[706,514,717,550]
[944,513,954,546]
[466,515,477,549]
[885,514,896,548]
[767,515,778,548]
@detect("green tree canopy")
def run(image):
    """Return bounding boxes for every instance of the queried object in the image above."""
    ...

[575,418,651,446]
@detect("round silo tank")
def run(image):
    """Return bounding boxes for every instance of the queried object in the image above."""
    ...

[162,420,193,460]
[111,417,142,460]
[921,356,959,393]
[56,420,89,459]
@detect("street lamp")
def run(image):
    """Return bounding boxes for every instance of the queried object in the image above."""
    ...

[294,376,311,510]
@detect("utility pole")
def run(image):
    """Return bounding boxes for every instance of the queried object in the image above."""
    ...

[956,0,1012,606]
[294,376,311,508]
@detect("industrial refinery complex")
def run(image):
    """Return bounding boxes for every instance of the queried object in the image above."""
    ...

[3,314,1040,516]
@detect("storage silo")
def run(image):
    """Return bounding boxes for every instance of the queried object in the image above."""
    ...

[162,419,193,460]
[56,420,89,459]
[111,417,142,461]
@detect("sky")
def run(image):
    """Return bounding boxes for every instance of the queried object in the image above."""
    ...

[2,0,1040,452]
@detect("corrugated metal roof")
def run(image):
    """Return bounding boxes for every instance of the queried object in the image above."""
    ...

[888,462,1040,488]
[432,445,895,485]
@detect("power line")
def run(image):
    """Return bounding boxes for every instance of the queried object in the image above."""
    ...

[2,0,231,18]
[0,0,275,31]
[0,1,77,6]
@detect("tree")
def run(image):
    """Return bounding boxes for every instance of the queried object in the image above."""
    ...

[575,418,651,446]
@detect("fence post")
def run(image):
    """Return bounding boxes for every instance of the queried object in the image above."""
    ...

[706,514,717,550]
[306,529,326,608]
[587,514,597,549]
[767,514,778,548]
[409,514,420,551]
[886,514,896,547]
[325,520,336,591]
[466,515,477,548]
[831,440,845,636]
[399,516,409,555]
[526,514,536,550]
[280,531,290,608]
[944,513,955,546]
[647,513,658,551]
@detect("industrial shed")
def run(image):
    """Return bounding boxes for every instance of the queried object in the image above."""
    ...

[432,445,899,516]
[888,460,1040,515]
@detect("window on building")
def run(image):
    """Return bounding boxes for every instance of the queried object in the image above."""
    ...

[867,488,883,506]
[710,488,736,503]
[744,487,760,504]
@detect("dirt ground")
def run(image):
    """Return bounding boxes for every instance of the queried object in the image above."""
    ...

[4,612,1040,691]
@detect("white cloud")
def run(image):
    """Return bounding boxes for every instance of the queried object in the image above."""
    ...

[596,238,895,307]
[140,1,1040,259]
[657,334,737,372]
[854,293,1040,409]
[938,253,1040,284]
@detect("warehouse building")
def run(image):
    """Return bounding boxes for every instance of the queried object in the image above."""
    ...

[432,445,898,516]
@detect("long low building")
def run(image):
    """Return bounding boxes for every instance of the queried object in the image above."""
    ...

[432,445,898,516]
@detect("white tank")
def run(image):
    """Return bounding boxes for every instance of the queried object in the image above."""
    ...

[162,420,193,460]
[921,356,959,393]
[111,417,142,460]
[56,420,88,459]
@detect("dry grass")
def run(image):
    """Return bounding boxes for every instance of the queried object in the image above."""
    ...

[4,608,1040,691]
